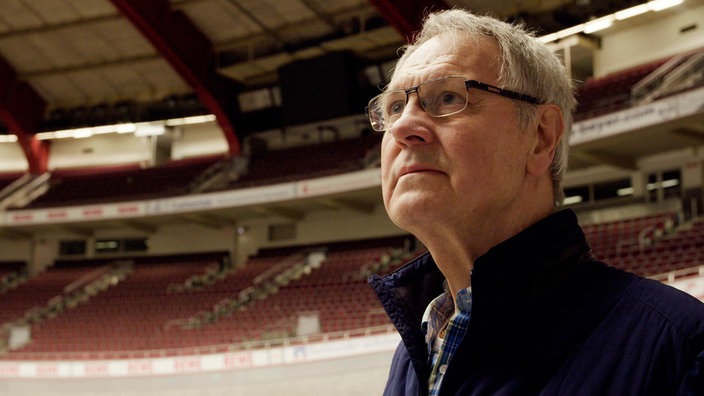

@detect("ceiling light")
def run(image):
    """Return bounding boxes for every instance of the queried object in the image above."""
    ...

[539,0,684,43]
[556,24,587,40]
[583,16,614,34]
[134,124,166,137]
[165,114,215,127]
[92,125,118,135]
[648,0,684,12]
[563,195,584,205]
[72,128,94,139]
[662,179,680,188]
[114,123,137,133]
[0,135,18,143]
[35,132,51,140]
[617,187,635,196]
[647,179,680,190]
[615,4,650,20]
[538,33,559,43]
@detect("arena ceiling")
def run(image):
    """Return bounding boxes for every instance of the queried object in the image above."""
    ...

[1,0,688,171]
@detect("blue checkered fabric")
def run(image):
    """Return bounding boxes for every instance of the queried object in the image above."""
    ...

[422,286,473,396]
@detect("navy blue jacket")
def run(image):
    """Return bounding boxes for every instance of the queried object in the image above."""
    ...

[369,210,704,395]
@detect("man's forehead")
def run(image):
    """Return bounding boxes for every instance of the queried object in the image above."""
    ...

[390,34,501,88]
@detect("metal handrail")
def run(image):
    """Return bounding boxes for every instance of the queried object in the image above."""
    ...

[631,55,686,101]
[632,52,704,104]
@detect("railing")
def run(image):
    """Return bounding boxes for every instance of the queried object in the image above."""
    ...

[63,264,113,294]
[188,156,249,193]
[0,265,27,294]
[0,173,32,203]
[631,54,686,104]
[0,172,51,210]
[0,324,397,361]
[252,252,309,285]
[632,51,704,105]
[174,250,324,329]
[650,265,704,283]
[0,261,133,336]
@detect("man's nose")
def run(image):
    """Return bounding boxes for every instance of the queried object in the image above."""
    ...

[387,96,435,145]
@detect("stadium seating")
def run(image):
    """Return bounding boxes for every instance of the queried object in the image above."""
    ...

[2,253,225,357]
[0,239,410,358]
[24,155,224,208]
[0,264,100,325]
[574,58,667,121]
[574,46,704,121]
[581,212,676,257]
[583,213,703,277]
[162,238,411,347]
[222,133,382,189]
[1,213,702,359]
[10,134,380,208]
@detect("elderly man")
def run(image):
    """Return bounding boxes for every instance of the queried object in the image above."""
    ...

[368,9,704,396]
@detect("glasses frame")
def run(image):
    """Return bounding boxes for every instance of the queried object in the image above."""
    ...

[366,76,542,132]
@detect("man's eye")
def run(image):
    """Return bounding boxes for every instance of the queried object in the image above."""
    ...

[387,101,405,115]
[440,92,463,105]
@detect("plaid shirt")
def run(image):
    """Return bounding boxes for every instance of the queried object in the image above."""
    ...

[422,285,473,396]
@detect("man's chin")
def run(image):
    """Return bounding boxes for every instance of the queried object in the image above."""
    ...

[387,196,441,227]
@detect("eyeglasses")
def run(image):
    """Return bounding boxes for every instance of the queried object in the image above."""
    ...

[366,76,541,132]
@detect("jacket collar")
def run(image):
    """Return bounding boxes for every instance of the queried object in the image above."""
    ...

[368,209,591,387]
[470,209,591,301]
[372,209,589,312]
[369,251,445,385]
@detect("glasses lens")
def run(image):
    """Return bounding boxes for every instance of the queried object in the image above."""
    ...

[366,77,469,131]
[368,90,406,132]
[418,77,468,117]
[367,97,385,131]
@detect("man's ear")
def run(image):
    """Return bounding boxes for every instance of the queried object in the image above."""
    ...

[527,104,564,177]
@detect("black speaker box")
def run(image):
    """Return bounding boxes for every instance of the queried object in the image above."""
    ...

[278,51,363,126]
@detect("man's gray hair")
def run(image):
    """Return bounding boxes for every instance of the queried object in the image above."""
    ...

[393,9,576,206]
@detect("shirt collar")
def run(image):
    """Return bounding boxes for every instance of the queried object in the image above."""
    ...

[422,280,472,344]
